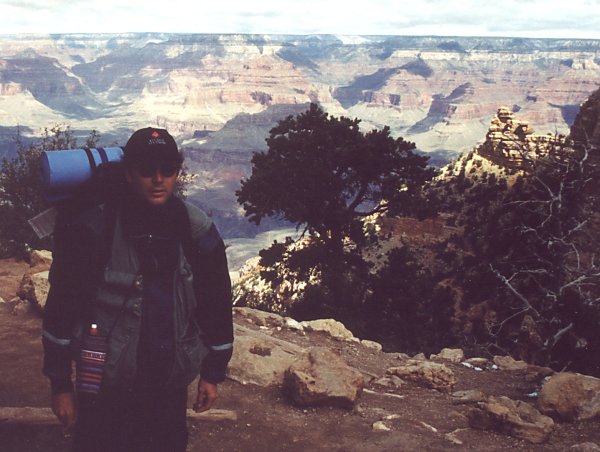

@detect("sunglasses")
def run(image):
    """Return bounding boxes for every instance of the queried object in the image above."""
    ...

[134,161,180,178]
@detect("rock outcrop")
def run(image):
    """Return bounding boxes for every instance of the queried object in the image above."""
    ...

[571,87,600,146]
[2,34,599,158]
[476,107,568,169]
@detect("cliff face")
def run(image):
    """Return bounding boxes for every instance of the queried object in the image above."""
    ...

[2,34,599,239]
[1,34,599,157]
[571,87,600,146]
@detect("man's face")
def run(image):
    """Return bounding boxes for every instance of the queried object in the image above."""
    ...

[125,160,179,206]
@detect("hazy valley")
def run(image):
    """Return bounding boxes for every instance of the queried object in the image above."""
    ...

[1,33,600,249]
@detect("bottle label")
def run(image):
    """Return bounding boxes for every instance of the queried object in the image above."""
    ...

[76,333,108,395]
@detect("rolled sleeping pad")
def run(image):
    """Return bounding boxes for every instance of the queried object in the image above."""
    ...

[41,147,124,203]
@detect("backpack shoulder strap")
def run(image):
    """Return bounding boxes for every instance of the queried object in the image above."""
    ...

[178,200,216,266]
[76,200,119,271]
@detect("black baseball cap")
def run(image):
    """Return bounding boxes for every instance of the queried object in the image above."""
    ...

[123,127,183,166]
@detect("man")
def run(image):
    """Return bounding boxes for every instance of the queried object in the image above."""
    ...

[42,127,234,451]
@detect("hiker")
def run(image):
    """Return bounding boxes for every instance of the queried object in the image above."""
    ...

[41,127,234,451]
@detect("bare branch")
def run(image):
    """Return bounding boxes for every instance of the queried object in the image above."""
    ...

[544,322,574,350]
[490,264,541,318]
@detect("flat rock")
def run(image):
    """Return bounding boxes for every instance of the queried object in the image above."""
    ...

[468,396,555,444]
[233,307,286,328]
[387,359,457,392]
[284,347,365,409]
[464,357,491,368]
[538,372,600,421]
[373,375,404,389]
[227,324,303,387]
[493,355,528,371]
[300,319,355,341]
[430,348,464,363]
[452,389,486,405]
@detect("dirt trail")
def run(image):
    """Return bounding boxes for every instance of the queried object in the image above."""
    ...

[1,258,599,451]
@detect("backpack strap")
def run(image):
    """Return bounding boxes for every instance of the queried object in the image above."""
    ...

[100,200,119,270]
[83,148,97,171]
[180,200,215,263]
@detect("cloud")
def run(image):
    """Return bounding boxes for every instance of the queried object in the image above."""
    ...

[0,0,599,38]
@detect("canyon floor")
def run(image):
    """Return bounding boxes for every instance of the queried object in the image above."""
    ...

[1,258,599,451]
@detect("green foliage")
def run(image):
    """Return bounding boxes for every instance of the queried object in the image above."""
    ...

[0,126,100,259]
[237,102,600,375]
[237,103,436,253]
[363,246,455,354]
[236,104,444,352]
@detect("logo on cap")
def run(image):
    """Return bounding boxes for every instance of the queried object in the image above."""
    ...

[152,131,160,138]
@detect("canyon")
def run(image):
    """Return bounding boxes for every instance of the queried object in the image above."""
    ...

[1,33,600,242]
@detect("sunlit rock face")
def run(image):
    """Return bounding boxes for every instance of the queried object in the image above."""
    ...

[2,34,599,239]
[1,34,599,156]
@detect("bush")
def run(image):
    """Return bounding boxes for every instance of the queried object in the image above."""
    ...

[0,126,99,259]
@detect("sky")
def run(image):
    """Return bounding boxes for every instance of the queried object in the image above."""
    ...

[2,0,600,39]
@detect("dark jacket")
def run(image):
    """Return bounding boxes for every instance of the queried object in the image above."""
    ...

[42,195,233,394]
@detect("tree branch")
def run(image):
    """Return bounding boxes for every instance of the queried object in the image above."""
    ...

[490,264,541,318]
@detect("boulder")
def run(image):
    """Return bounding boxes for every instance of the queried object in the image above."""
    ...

[300,319,356,341]
[284,347,365,409]
[463,357,491,368]
[233,307,286,328]
[452,390,486,405]
[227,324,303,386]
[493,355,528,371]
[430,348,464,363]
[29,250,53,273]
[17,271,50,309]
[387,359,457,392]
[361,340,383,352]
[373,375,404,389]
[538,372,600,421]
[372,421,391,432]
[284,318,304,331]
[468,396,555,444]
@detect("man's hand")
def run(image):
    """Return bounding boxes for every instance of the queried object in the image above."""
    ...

[51,392,77,428]
[193,379,218,413]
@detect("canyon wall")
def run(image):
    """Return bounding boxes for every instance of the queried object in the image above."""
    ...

[1,34,599,158]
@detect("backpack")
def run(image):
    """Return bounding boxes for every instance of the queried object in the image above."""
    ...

[30,147,126,240]
[32,146,201,271]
